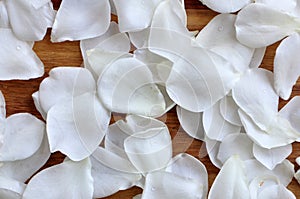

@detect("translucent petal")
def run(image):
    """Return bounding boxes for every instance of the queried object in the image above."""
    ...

[112,0,163,32]
[199,0,251,13]
[142,171,203,199]
[0,113,45,161]
[0,28,44,80]
[258,184,296,199]
[249,47,266,68]
[294,169,300,184]
[124,127,172,173]
[204,136,222,168]
[203,101,241,141]
[279,96,300,134]
[91,147,142,198]
[219,95,242,126]
[176,106,205,141]
[208,155,250,199]
[0,176,25,199]
[239,109,300,148]
[196,13,254,73]
[0,134,50,182]
[0,1,9,28]
[51,0,110,42]
[244,159,294,186]
[235,3,299,48]
[97,57,166,117]
[253,143,292,170]
[129,28,150,49]
[46,92,110,161]
[39,67,96,114]
[32,91,46,120]
[232,68,278,130]
[0,91,5,120]
[5,0,55,41]
[23,158,93,199]
[217,134,254,164]
[274,33,300,100]
[166,153,208,199]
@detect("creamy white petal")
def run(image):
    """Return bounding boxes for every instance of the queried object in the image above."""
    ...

[219,95,242,126]
[217,134,254,164]
[105,115,166,159]
[244,159,294,186]
[0,176,25,199]
[51,0,110,42]
[208,155,250,199]
[124,127,172,173]
[113,0,163,32]
[239,109,300,148]
[248,174,280,199]
[134,49,173,84]
[0,113,44,161]
[279,96,300,134]
[249,47,266,68]
[166,48,238,112]
[253,143,292,170]
[203,101,241,141]
[0,134,50,182]
[86,49,131,79]
[39,67,96,113]
[23,158,93,199]
[258,184,296,199]
[255,0,299,16]
[199,0,251,13]
[0,28,44,80]
[166,153,208,199]
[91,147,142,198]
[47,92,110,161]
[32,91,47,120]
[232,68,278,130]
[81,22,130,75]
[196,13,254,73]
[129,29,150,49]
[142,171,203,199]
[176,106,205,140]
[235,3,300,48]
[148,0,190,63]
[274,33,300,100]
[97,57,165,117]
[5,0,55,41]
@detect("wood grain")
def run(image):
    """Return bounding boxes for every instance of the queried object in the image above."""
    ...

[1,0,299,198]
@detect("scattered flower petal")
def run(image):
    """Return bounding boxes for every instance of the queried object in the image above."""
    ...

[51,0,110,42]
[208,155,250,199]
[199,0,252,13]
[0,176,25,199]
[253,143,292,170]
[274,33,300,100]
[219,95,242,126]
[23,158,93,199]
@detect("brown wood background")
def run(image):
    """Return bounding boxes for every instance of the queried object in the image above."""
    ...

[0,0,299,198]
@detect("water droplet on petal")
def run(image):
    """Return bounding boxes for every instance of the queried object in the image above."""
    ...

[16,45,21,50]
[218,26,223,32]
[151,187,156,191]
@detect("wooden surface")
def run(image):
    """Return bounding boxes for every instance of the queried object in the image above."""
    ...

[0,0,299,198]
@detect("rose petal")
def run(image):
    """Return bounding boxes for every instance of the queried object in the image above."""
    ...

[199,0,252,13]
